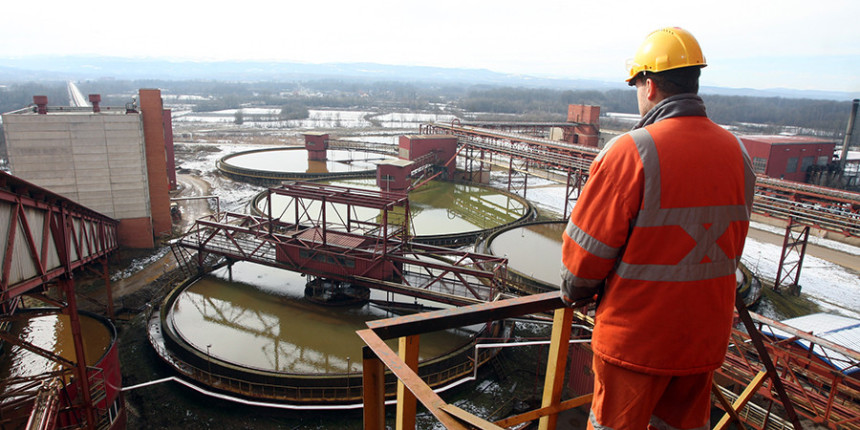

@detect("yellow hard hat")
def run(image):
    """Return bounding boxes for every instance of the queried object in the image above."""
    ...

[626,27,707,84]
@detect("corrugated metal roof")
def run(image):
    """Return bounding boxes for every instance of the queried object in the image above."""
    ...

[772,313,860,374]
[740,135,836,145]
[295,227,370,249]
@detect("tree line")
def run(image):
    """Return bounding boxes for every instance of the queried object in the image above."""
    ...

[460,87,855,135]
[1,80,855,141]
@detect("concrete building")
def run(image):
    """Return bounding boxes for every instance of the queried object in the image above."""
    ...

[740,135,837,183]
[1,89,175,248]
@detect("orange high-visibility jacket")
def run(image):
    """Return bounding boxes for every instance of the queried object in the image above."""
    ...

[561,95,755,375]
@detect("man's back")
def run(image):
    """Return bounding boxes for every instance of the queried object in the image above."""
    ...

[588,112,754,375]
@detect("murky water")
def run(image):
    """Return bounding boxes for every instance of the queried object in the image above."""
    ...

[223,148,391,174]
[259,178,529,237]
[0,313,111,392]
[169,262,476,374]
[489,223,564,286]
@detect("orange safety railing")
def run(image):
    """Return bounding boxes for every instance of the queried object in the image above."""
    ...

[357,291,593,429]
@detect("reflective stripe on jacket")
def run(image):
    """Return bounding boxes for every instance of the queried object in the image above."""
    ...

[561,95,755,375]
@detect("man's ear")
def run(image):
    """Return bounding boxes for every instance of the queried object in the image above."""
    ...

[645,78,659,101]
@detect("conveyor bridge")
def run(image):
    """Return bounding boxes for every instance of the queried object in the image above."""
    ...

[0,170,119,429]
[171,182,508,306]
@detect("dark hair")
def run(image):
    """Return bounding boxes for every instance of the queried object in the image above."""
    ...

[642,66,701,95]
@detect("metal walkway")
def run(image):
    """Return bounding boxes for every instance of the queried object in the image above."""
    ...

[0,170,120,429]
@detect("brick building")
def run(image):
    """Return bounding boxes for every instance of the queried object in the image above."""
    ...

[740,135,837,183]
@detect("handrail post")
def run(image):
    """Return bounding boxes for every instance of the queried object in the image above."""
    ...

[362,346,386,430]
[539,306,574,430]
[396,335,420,430]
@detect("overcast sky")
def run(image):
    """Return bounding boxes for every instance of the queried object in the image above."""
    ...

[2,0,858,93]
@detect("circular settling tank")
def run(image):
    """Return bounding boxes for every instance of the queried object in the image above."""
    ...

[0,311,113,382]
[156,262,501,404]
[217,147,393,182]
[0,310,124,429]
[482,221,566,294]
[255,177,535,245]
[482,221,761,304]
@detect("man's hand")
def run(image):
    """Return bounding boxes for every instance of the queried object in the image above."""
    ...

[560,284,600,307]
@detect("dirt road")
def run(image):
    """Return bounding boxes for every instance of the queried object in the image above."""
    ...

[90,174,215,305]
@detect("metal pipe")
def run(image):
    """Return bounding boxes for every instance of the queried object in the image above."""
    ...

[170,195,220,221]
[840,99,859,170]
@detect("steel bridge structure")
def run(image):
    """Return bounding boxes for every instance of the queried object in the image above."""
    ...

[170,182,509,307]
[0,170,119,430]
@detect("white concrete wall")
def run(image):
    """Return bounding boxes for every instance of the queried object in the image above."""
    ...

[2,112,151,220]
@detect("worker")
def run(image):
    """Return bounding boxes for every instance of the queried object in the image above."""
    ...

[560,27,755,429]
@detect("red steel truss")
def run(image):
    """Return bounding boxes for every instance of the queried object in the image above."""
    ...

[172,182,508,305]
[0,170,119,430]
[717,311,860,429]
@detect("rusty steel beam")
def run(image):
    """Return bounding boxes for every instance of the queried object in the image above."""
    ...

[365,291,568,340]
[362,346,386,430]
[356,329,467,429]
[358,292,593,429]
[494,394,592,428]
[734,295,803,429]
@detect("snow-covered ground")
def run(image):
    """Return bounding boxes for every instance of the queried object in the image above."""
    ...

[171,108,456,130]
[742,223,860,319]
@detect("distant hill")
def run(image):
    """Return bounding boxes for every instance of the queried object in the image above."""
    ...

[1,56,857,101]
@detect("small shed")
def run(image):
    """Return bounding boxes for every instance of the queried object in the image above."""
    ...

[740,135,837,182]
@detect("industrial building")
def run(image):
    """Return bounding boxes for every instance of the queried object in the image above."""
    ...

[740,135,837,183]
[1,89,176,248]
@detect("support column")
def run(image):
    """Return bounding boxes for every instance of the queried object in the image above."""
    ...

[363,346,386,430]
[539,307,573,430]
[774,218,810,294]
[102,258,114,320]
[396,335,420,430]
[61,276,97,430]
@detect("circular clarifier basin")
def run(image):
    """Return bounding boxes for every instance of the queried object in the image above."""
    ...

[0,310,123,429]
[156,261,502,404]
[482,220,760,303]
[1,311,113,383]
[483,221,565,294]
[218,147,394,182]
[255,177,534,245]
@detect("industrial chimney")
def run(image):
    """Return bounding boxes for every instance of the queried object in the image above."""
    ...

[33,96,48,114]
[89,94,101,113]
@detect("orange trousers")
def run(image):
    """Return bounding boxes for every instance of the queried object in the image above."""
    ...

[588,354,712,430]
